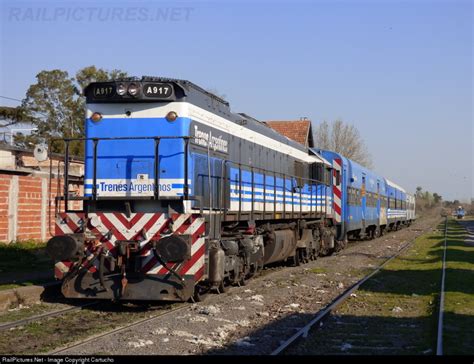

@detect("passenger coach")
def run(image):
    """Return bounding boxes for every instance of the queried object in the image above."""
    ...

[315,150,415,242]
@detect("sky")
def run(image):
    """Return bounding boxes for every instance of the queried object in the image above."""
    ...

[0,0,472,201]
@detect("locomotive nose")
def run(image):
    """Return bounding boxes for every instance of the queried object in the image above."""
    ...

[46,234,84,261]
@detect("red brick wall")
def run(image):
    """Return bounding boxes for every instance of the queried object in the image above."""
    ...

[17,176,43,240]
[0,175,12,242]
[0,173,83,243]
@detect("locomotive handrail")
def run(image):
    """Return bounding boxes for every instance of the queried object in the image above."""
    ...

[49,136,194,212]
[198,157,330,221]
[49,135,332,221]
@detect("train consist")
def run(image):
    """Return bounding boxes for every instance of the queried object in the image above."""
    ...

[46,77,415,302]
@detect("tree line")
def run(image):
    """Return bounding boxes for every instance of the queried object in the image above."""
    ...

[413,186,472,217]
[415,186,442,212]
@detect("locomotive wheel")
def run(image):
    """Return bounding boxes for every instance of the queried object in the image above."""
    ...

[302,249,309,264]
[339,238,348,250]
[374,226,381,239]
[319,245,332,256]
[217,280,229,294]
[293,252,300,267]
[302,249,307,264]
[311,237,321,260]
[190,285,207,303]
[238,266,249,286]
[368,228,375,240]
[334,237,346,252]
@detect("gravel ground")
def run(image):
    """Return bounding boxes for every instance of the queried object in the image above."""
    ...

[57,214,440,355]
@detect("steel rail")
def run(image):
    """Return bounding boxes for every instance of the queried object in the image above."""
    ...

[0,301,100,331]
[436,216,448,356]
[271,236,419,355]
[48,303,190,355]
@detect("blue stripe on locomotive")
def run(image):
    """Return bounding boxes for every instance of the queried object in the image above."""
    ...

[227,166,328,206]
[84,116,190,196]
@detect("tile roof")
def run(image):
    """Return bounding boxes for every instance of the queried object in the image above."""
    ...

[264,120,314,147]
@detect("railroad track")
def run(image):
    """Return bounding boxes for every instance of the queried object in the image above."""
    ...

[0,301,100,331]
[270,219,449,355]
[436,216,448,356]
[271,236,420,355]
[48,303,190,354]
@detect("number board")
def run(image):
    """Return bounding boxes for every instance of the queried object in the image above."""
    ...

[92,84,116,98]
[143,83,173,98]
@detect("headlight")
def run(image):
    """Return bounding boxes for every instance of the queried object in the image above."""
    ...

[91,112,102,122]
[117,83,127,96]
[128,83,139,97]
[166,111,178,122]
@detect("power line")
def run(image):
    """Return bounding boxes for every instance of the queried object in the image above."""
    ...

[0,95,23,103]
[0,95,51,119]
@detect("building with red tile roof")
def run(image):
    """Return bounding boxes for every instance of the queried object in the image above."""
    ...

[264,118,314,148]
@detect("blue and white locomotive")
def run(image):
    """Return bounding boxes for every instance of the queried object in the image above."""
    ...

[46,77,415,302]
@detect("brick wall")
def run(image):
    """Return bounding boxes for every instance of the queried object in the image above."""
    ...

[17,176,43,240]
[0,175,11,241]
[0,145,86,243]
[0,173,83,243]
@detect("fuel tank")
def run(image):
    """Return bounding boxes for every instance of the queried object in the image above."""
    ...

[263,229,297,265]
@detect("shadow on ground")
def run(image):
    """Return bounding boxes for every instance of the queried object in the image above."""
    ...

[205,220,473,355]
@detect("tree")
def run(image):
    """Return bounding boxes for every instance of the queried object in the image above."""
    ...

[433,193,442,204]
[18,69,83,154]
[416,186,423,198]
[313,119,373,168]
[75,66,128,94]
[415,186,443,212]
[17,66,128,155]
[0,106,30,126]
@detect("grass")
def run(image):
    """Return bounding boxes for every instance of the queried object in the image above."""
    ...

[293,217,474,355]
[338,224,444,354]
[0,240,51,274]
[309,267,327,274]
[0,279,55,291]
[0,303,61,323]
[0,240,53,290]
